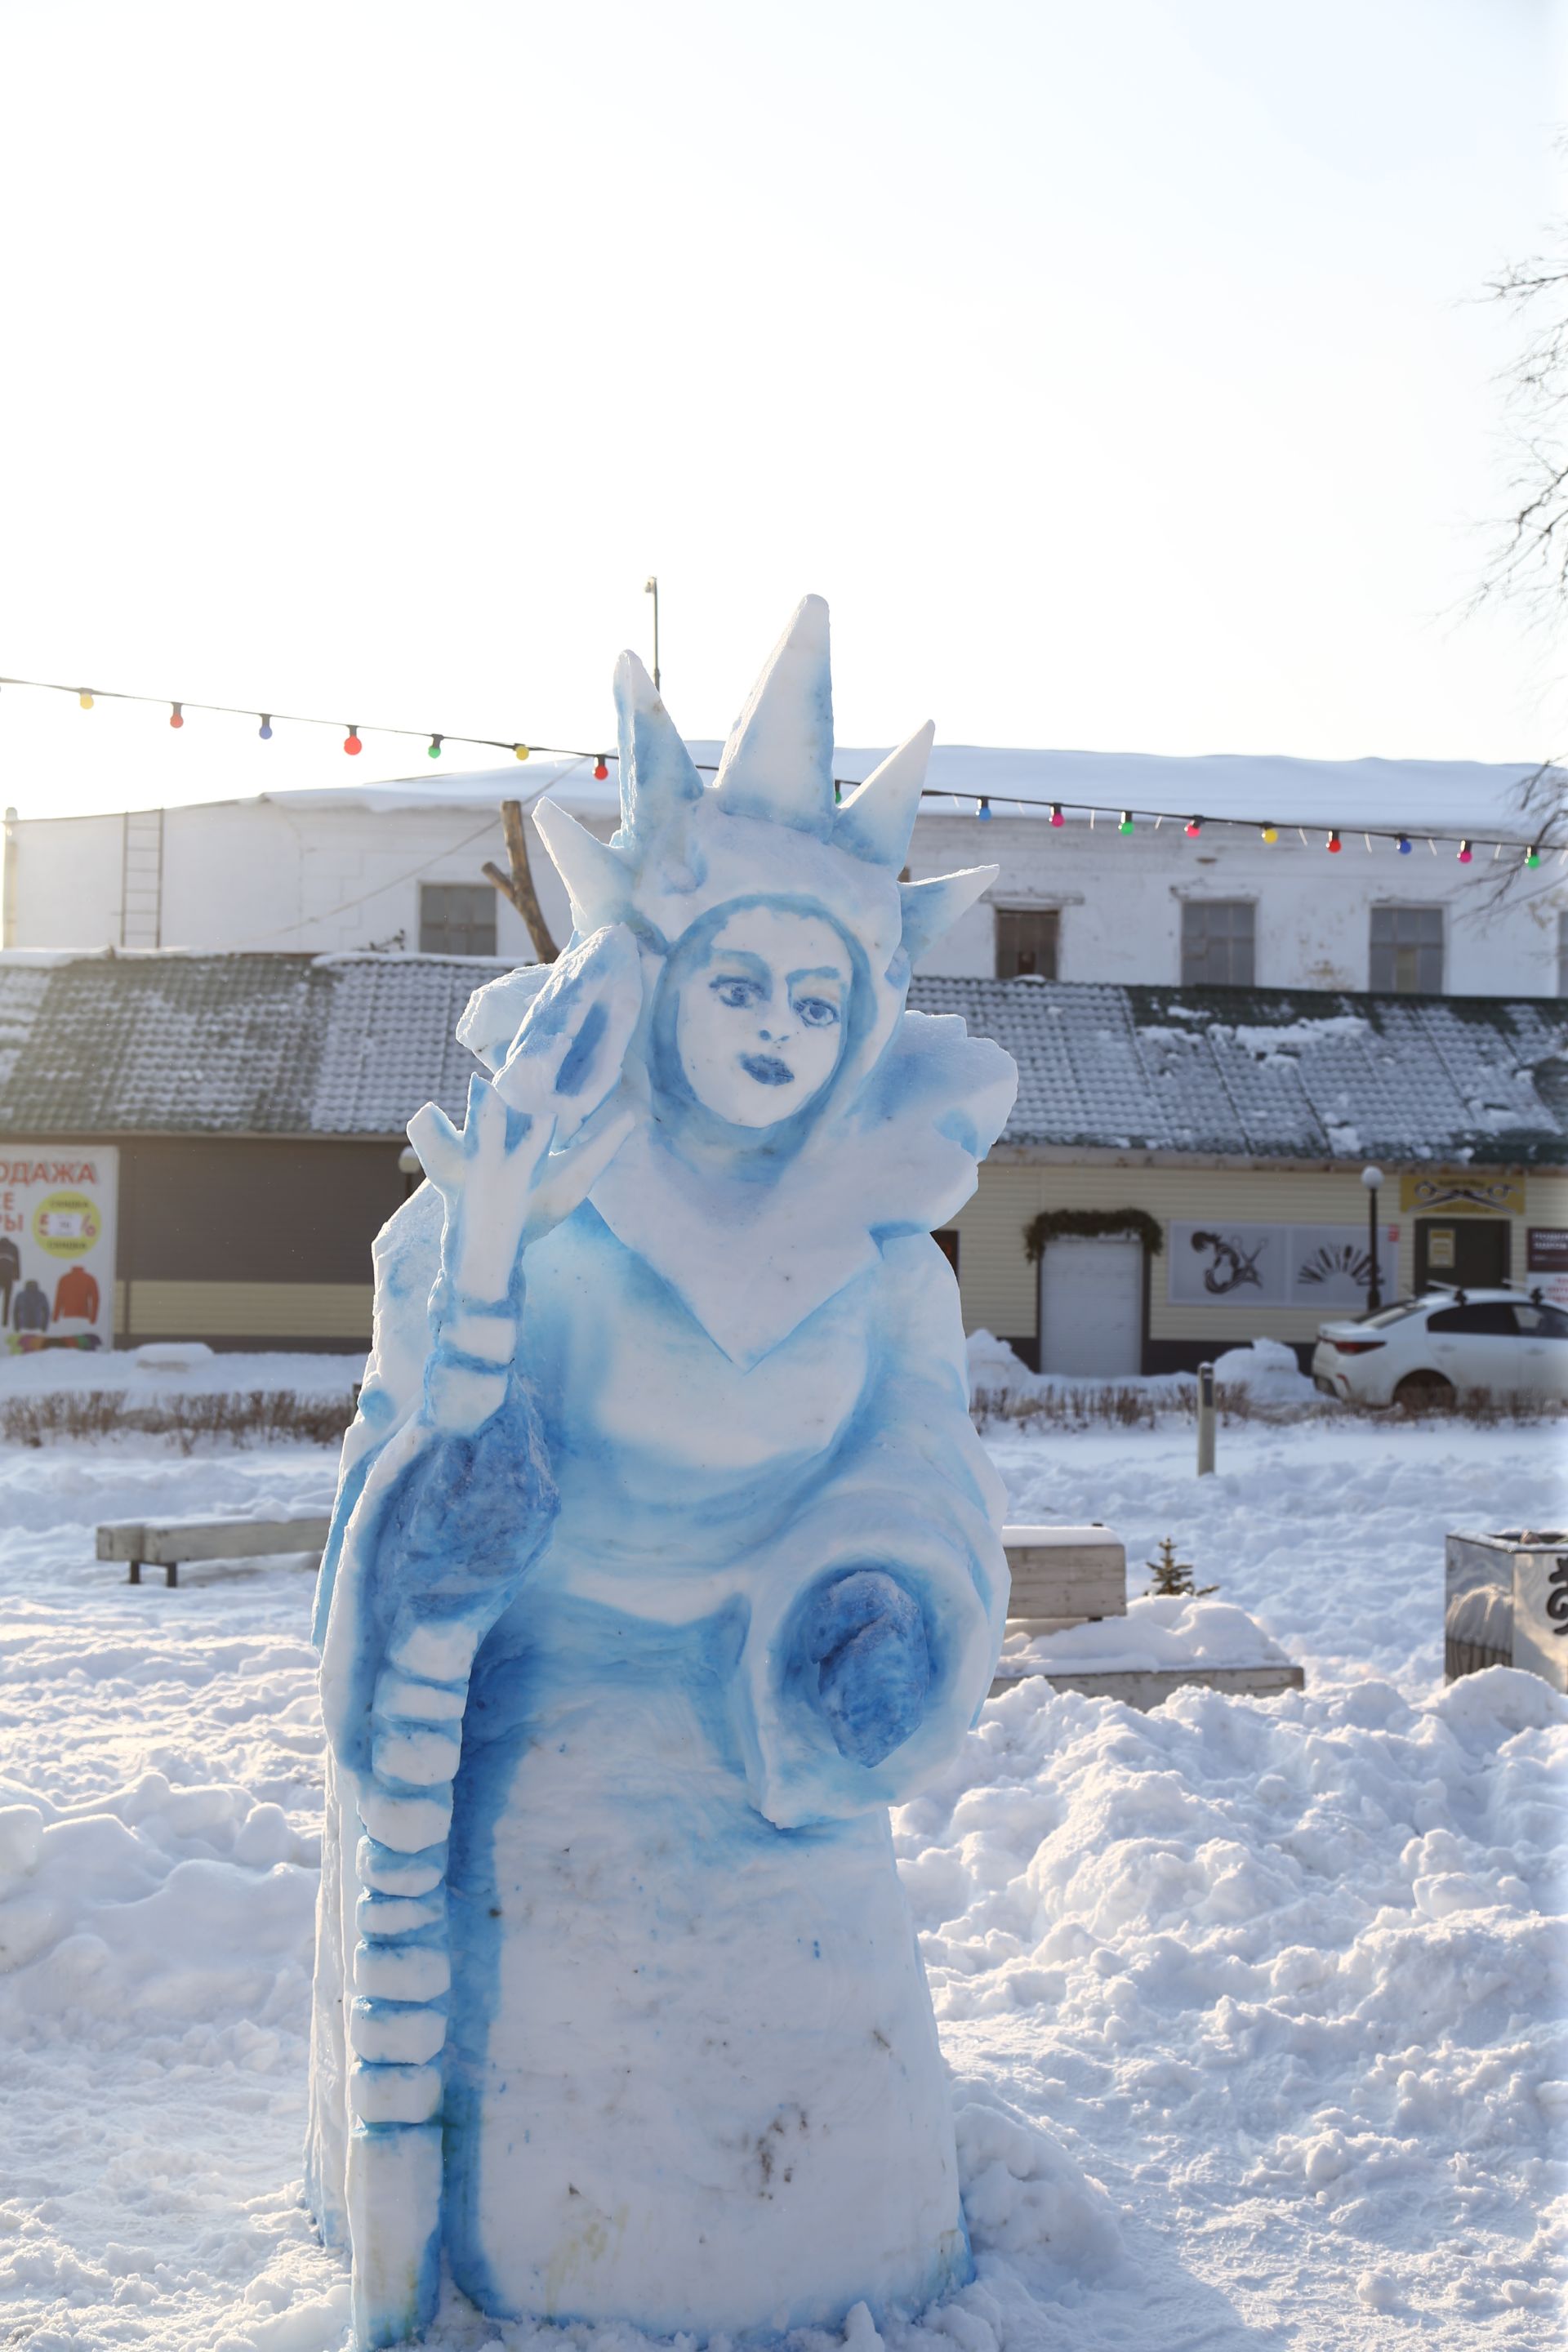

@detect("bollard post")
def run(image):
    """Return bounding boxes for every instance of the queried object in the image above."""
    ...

[1196,1361,1216,1476]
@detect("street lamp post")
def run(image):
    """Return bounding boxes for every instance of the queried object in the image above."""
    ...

[1361,1164,1384,1314]
[644,575,661,690]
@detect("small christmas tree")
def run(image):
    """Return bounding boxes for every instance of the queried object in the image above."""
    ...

[1144,1535,1217,1597]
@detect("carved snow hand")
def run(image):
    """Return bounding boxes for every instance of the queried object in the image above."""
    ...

[406,924,644,1432]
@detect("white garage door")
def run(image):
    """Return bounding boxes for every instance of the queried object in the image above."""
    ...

[1038,1236,1143,1378]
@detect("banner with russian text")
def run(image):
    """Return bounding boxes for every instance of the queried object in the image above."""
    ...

[0,1148,118,1353]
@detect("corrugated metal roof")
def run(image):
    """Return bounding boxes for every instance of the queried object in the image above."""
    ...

[0,951,501,1137]
[0,952,1562,1164]
[908,976,1568,1163]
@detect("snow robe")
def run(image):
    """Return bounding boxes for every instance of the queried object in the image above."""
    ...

[305,1006,1015,2341]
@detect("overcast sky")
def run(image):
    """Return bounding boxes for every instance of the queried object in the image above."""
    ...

[1,0,1563,822]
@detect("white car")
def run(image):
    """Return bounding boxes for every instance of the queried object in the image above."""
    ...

[1312,1287,1568,1410]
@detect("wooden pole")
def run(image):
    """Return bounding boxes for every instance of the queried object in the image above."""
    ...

[483,800,559,963]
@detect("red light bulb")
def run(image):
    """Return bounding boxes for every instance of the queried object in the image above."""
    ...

[344,728,363,756]
[593,757,609,781]
[169,702,184,729]
[1326,830,1342,853]
[1049,804,1064,826]
[1185,816,1201,837]
[1457,839,1472,863]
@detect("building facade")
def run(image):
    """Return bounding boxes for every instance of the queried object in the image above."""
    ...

[0,953,1561,1365]
[4,744,1562,996]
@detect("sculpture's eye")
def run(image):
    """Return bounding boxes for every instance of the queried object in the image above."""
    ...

[794,993,840,1030]
[712,973,764,1010]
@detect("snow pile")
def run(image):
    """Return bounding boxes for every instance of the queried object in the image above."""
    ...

[1210,1334,1322,1411]
[965,1327,1037,1400]
[0,1421,1564,2346]
[999,1592,1290,1677]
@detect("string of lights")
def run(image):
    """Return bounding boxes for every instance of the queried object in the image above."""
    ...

[0,668,617,780]
[0,667,1559,866]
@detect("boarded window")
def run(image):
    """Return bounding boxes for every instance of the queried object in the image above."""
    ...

[420,883,497,957]
[1181,900,1254,986]
[1370,905,1443,994]
[995,907,1059,978]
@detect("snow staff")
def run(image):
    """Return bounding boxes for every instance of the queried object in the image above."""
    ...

[305,599,1018,2347]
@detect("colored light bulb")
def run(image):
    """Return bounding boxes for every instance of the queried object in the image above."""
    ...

[428,735,442,760]
[1185,817,1201,838]
[1260,825,1278,844]
[169,702,184,729]
[1457,839,1472,863]
[593,757,608,780]
[1396,835,1412,855]
[344,728,362,756]
[1326,831,1342,853]
[1526,844,1541,869]
[977,796,992,821]
[513,743,530,762]
[1049,803,1064,826]
[258,716,273,740]
[1118,810,1134,835]
[78,690,94,710]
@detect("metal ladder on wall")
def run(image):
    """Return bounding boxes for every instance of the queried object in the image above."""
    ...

[119,808,164,947]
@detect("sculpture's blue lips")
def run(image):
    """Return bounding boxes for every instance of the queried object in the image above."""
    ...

[740,1053,795,1087]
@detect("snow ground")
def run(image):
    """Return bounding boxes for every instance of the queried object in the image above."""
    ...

[0,1413,1563,2350]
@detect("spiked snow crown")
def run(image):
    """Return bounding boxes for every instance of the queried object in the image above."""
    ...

[532,596,996,1017]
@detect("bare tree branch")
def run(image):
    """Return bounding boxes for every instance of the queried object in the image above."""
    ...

[483,800,559,962]
[1473,204,1568,627]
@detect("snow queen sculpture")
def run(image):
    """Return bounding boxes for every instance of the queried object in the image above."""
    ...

[306,598,1018,2348]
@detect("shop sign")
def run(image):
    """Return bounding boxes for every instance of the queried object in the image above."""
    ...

[1527,1228,1568,1310]
[1169,1221,1398,1311]
[1399,1171,1524,1218]
[0,1147,118,1353]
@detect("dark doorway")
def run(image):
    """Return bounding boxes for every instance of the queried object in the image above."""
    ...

[1414,1218,1510,1292]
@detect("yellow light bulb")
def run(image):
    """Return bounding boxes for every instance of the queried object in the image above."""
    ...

[1261,825,1277,844]
[513,743,530,761]
[78,690,94,710]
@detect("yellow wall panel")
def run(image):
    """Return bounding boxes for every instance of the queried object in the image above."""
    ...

[127,1281,373,1339]
[951,1157,1552,1342]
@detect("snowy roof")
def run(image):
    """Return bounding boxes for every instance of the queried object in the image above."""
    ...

[0,951,503,1138]
[20,744,1545,837]
[909,976,1568,1164]
[261,745,1548,834]
[0,952,1562,1165]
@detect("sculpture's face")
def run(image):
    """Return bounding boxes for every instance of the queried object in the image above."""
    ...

[674,906,853,1129]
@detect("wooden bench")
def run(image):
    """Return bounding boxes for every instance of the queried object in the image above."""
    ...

[96,1514,332,1588]
[1003,1523,1126,1633]
[996,1522,1304,1708]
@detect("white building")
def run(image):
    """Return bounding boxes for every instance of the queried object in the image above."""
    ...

[3,744,1562,996]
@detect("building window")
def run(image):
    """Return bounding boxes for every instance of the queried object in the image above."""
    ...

[1181,899,1254,986]
[996,907,1059,978]
[1370,905,1443,994]
[419,883,497,957]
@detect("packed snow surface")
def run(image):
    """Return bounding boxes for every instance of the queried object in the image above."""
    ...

[0,1408,1562,2350]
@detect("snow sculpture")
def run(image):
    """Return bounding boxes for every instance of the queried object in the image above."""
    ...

[305,598,1018,2348]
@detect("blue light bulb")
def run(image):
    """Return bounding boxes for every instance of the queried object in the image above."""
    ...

[259,717,273,740]
[1396,835,1411,855]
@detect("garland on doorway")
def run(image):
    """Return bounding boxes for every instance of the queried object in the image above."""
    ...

[1022,1207,1165,1264]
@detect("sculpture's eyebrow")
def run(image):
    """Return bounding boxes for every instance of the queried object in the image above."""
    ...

[710,949,768,979]
[788,964,847,987]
